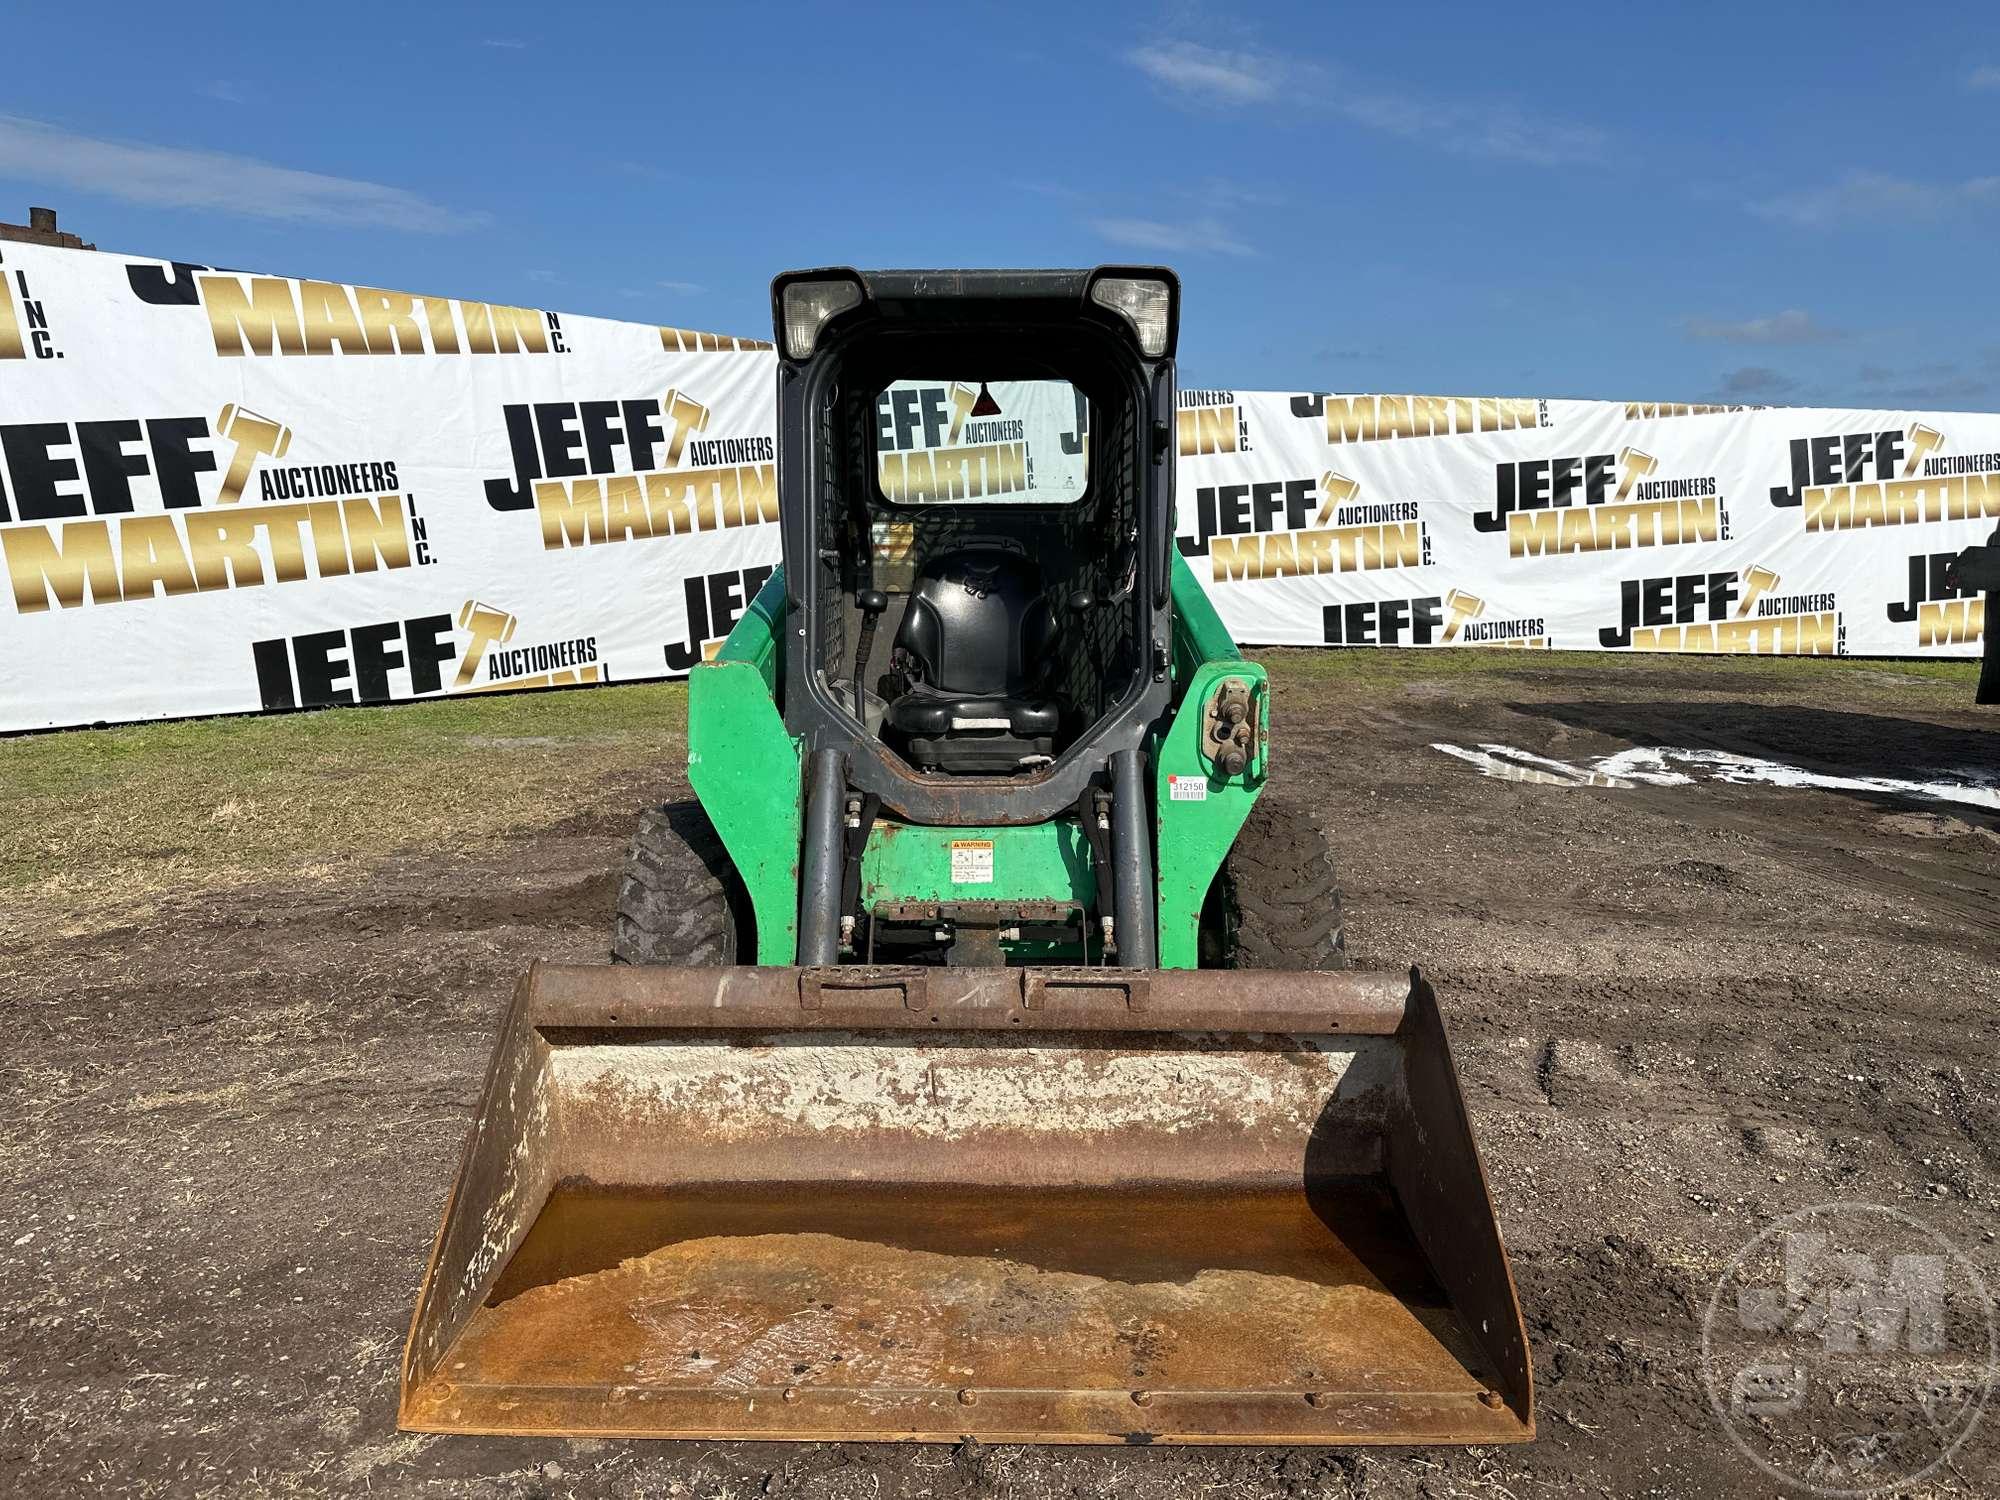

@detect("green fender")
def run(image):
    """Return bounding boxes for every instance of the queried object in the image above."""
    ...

[1154,553,1266,969]
[686,566,802,963]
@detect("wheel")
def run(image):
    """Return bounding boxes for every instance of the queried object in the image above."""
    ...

[612,801,752,965]
[1202,796,1348,970]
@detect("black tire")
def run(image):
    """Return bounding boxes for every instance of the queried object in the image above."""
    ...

[611,802,751,966]
[1204,796,1348,969]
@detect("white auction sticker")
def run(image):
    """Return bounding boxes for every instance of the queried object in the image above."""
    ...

[949,840,994,884]
[1167,774,1209,802]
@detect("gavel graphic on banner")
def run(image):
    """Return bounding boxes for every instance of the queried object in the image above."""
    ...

[214,404,293,505]
[1443,589,1485,643]
[1902,424,1943,478]
[1735,564,1780,618]
[1615,447,1657,502]
[1313,470,1362,526]
[455,600,519,689]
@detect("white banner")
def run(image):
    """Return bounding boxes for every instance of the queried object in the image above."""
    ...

[1176,391,1993,658]
[1,242,1989,734]
[876,378,1089,504]
[0,241,778,732]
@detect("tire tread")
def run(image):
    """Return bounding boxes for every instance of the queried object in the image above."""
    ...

[1220,796,1348,970]
[611,802,745,966]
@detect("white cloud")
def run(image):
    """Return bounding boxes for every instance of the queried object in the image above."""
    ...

[1333,89,1603,166]
[1717,366,1798,398]
[1122,39,1601,164]
[482,38,527,50]
[1090,215,1255,258]
[1175,177,1285,211]
[1684,309,1841,345]
[199,81,246,104]
[1752,169,2000,228]
[0,116,486,232]
[1854,361,1994,409]
[1126,41,1283,104]
[1969,64,2000,89]
[657,280,704,294]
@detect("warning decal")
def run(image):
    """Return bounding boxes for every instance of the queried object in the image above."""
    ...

[949,839,995,884]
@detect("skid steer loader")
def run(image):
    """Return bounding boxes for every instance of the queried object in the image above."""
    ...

[401,268,1533,1445]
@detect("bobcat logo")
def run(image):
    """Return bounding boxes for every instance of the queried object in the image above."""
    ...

[953,560,1002,599]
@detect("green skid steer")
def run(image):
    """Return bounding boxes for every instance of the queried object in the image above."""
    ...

[401,268,1533,1445]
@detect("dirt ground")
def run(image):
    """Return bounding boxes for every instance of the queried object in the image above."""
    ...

[3,651,1996,1499]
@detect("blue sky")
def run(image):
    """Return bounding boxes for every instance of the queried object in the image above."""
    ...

[3,1,1998,407]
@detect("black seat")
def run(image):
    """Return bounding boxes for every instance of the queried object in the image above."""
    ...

[882,549,1061,773]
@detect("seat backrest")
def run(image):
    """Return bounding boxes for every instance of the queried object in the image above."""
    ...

[894,548,1056,696]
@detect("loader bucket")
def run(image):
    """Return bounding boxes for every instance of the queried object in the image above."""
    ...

[400,964,1531,1445]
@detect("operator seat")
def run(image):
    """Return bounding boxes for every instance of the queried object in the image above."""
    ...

[881,548,1062,773]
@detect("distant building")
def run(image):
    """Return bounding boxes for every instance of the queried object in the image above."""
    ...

[0,207,94,251]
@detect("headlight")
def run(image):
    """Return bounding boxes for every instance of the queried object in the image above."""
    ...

[779,277,865,360]
[1088,274,1174,357]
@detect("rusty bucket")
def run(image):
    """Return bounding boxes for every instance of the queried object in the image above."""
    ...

[400,964,1531,1445]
